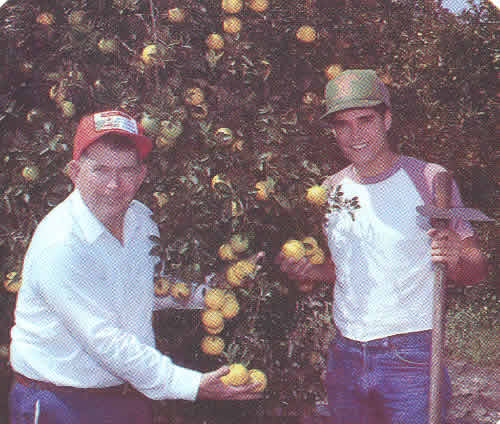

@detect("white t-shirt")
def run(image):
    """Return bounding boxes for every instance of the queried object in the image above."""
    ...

[10,190,206,400]
[322,156,473,342]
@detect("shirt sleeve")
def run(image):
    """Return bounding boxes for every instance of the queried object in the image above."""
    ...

[32,243,203,401]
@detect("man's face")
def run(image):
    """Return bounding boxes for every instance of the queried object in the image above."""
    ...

[324,107,392,169]
[70,141,146,224]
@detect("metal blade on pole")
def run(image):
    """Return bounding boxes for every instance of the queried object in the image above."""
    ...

[428,171,452,424]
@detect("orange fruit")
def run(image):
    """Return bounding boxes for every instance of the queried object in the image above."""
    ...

[205,288,228,310]
[306,185,328,206]
[219,244,237,261]
[21,166,40,182]
[205,323,224,334]
[222,0,243,14]
[154,277,170,296]
[184,87,205,106]
[36,12,55,25]
[281,240,306,262]
[220,364,249,386]
[60,101,76,118]
[3,272,22,294]
[223,16,242,34]
[296,25,316,43]
[98,38,119,54]
[201,336,225,355]
[325,64,343,80]
[248,369,267,391]
[167,8,186,23]
[202,309,224,329]
[220,298,240,319]
[141,44,164,65]
[153,192,169,208]
[171,282,191,300]
[308,248,325,265]
[206,33,224,50]
[255,181,271,200]
[229,234,249,254]
[247,0,269,13]
[160,120,183,139]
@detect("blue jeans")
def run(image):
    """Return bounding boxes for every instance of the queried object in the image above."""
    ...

[326,330,451,424]
[8,380,153,424]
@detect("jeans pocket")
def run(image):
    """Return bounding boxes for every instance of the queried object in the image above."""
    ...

[391,345,430,366]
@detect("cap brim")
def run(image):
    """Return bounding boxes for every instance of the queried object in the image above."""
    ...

[320,99,384,120]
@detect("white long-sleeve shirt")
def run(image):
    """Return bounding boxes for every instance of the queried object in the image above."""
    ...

[10,190,206,400]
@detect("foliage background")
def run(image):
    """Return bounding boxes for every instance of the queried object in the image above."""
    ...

[0,0,498,422]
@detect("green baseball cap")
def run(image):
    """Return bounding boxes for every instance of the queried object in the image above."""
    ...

[321,69,391,119]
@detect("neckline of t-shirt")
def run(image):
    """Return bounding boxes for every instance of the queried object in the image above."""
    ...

[349,155,403,185]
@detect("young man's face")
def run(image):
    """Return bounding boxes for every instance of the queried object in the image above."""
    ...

[324,107,392,172]
[69,141,146,226]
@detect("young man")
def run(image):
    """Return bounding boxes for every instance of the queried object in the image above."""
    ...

[277,70,488,423]
[9,111,261,424]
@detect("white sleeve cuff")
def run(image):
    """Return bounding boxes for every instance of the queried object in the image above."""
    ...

[167,365,203,401]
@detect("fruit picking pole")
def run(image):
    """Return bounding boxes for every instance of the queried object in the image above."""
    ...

[428,171,452,424]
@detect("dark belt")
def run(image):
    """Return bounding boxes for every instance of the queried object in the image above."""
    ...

[14,372,140,397]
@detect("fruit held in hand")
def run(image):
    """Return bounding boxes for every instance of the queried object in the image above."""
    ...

[220,364,249,386]
[248,369,267,391]
[281,240,306,262]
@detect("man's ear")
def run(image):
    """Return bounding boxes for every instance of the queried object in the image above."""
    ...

[384,109,392,132]
[65,160,80,185]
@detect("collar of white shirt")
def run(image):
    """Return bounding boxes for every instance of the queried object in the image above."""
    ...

[70,190,152,245]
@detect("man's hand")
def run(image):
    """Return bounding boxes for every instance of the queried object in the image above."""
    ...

[197,366,262,400]
[428,228,460,271]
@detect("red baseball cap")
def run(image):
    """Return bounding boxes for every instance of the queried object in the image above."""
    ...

[73,110,153,160]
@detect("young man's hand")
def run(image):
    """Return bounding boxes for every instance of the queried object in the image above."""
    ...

[428,228,460,271]
[197,366,262,400]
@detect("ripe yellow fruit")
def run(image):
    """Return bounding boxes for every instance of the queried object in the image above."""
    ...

[205,288,228,310]
[306,185,328,206]
[309,248,325,265]
[247,0,269,13]
[36,12,55,25]
[201,336,225,355]
[296,25,317,43]
[60,101,76,118]
[167,8,186,23]
[255,181,271,201]
[302,236,319,255]
[325,64,343,80]
[281,240,306,262]
[156,136,176,150]
[160,120,183,139]
[184,87,205,106]
[229,234,249,254]
[171,282,191,300]
[141,44,163,65]
[226,265,243,287]
[154,277,170,296]
[215,128,234,145]
[153,192,169,208]
[223,16,242,34]
[206,323,224,334]
[219,244,237,261]
[202,309,225,329]
[248,369,267,391]
[21,166,40,182]
[206,33,224,50]
[222,0,243,14]
[220,364,249,386]
[3,272,22,294]
[98,38,119,54]
[221,298,240,319]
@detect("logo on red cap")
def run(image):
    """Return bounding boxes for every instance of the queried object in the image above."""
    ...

[93,111,138,134]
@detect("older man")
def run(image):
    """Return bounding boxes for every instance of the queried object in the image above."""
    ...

[9,110,260,424]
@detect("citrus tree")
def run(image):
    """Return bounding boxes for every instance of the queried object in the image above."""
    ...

[0,0,497,421]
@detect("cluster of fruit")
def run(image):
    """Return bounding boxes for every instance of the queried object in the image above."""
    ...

[220,363,267,392]
[154,276,192,300]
